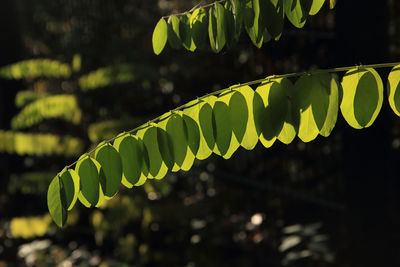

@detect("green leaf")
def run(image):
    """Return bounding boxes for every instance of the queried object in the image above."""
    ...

[113,134,142,186]
[341,68,383,129]
[59,169,80,211]
[244,0,264,47]
[253,81,277,148]
[47,176,67,227]
[275,78,299,144]
[95,144,122,197]
[180,13,197,52]
[309,0,325,15]
[329,0,336,9]
[167,15,181,49]
[183,100,212,160]
[231,0,244,41]
[190,8,208,48]
[157,126,175,170]
[215,3,227,51]
[75,156,101,206]
[152,18,168,55]
[166,113,188,168]
[199,102,216,151]
[294,73,338,142]
[229,91,248,143]
[318,74,339,137]
[212,101,232,156]
[142,126,164,177]
[283,0,308,28]
[234,85,258,150]
[209,3,226,52]
[224,1,236,48]
[263,80,288,140]
[263,0,284,39]
[387,65,400,117]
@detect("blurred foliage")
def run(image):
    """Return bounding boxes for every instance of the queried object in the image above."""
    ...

[10,215,52,239]
[0,59,71,79]
[79,64,136,91]
[11,95,82,129]
[15,90,48,108]
[0,130,83,156]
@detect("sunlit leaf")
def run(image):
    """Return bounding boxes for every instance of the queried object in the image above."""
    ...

[275,78,299,144]
[153,18,168,55]
[166,113,188,168]
[95,144,122,197]
[75,156,100,206]
[113,134,143,186]
[309,0,325,15]
[213,101,232,156]
[199,102,216,151]
[294,73,338,142]
[387,65,400,117]
[190,8,208,48]
[234,85,259,150]
[47,176,67,227]
[180,13,197,52]
[244,0,264,47]
[283,0,308,28]
[59,169,80,211]
[263,0,284,39]
[167,15,181,49]
[341,68,383,129]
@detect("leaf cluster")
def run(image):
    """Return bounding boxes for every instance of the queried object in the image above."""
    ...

[48,64,400,226]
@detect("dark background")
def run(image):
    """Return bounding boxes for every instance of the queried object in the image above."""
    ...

[0,0,400,266]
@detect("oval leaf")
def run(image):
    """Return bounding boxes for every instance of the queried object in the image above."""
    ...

[60,169,80,211]
[341,68,383,129]
[387,65,400,117]
[152,18,168,55]
[47,176,67,227]
[95,145,122,197]
[76,156,102,206]
[114,135,143,186]
[166,114,188,168]
[167,15,181,49]
[213,101,232,156]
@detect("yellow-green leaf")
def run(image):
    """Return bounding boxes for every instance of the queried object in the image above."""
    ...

[213,101,232,156]
[387,65,400,117]
[47,176,67,227]
[75,156,101,206]
[167,15,181,49]
[152,18,168,55]
[95,144,122,197]
[341,68,383,129]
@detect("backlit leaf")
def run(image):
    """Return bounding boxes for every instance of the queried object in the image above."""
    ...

[59,169,80,211]
[244,0,264,47]
[212,101,232,156]
[113,134,143,186]
[180,13,197,52]
[167,15,181,49]
[387,65,400,116]
[47,176,67,227]
[191,8,208,48]
[95,144,122,197]
[152,18,168,55]
[263,0,284,39]
[309,0,325,15]
[166,113,188,168]
[341,68,383,129]
[75,156,101,206]
[283,0,308,28]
